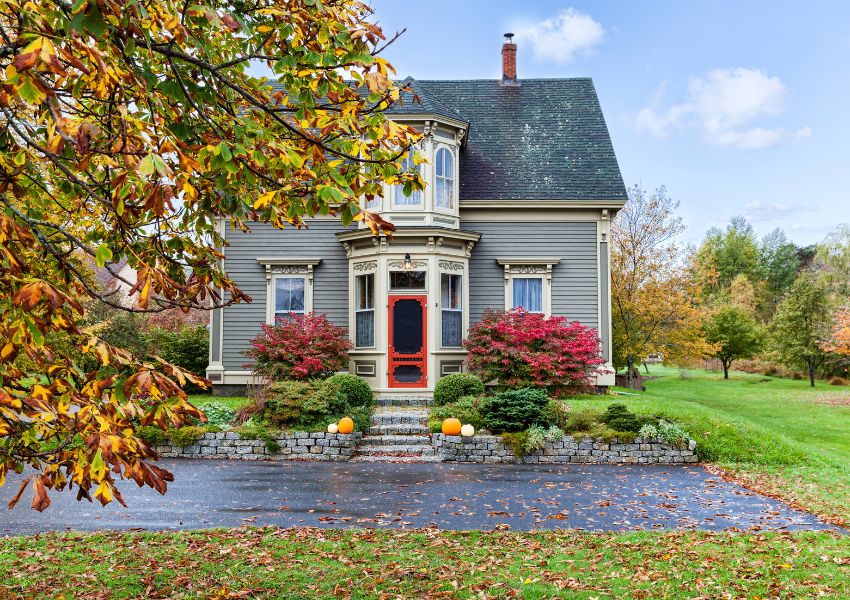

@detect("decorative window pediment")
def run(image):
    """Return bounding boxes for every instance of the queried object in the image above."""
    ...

[496,258,561,317]
[257,258,321,324]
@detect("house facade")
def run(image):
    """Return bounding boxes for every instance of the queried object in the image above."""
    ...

[207,36,627,396]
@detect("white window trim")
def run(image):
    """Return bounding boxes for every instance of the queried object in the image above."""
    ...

[497,258,561,318]
[257,258,320,324]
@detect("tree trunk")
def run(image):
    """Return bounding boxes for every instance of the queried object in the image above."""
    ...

[643,361,650,374]
[809,364,816,387]
[626,357,635,388]
[722,359,729,379]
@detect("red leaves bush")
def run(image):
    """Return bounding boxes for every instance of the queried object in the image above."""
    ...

[246,313,352,380]
[463,309,603,397]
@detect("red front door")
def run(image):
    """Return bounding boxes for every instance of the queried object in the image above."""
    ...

[388,295,427,388]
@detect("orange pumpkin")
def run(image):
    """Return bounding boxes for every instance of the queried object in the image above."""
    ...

[441,418,462,436]
[337,416,354,434]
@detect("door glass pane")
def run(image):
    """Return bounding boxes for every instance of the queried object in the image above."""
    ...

[393,364,423,383]
[512,278,542,312]
[390,270,426,290]
[392,299,423,354]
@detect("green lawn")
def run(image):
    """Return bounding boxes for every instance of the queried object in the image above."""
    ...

[572,365,850,524]
[1,528,848,598]
[188,394,251,412]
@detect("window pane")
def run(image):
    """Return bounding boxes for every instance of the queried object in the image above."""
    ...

[393,149,422,207]
[513,278,542,312]
[442,310,462,347]
[390,270,426,290]
[275,277,305,313]
[356,274,373,310]
[441,274,461,309]
[356,310,374,347]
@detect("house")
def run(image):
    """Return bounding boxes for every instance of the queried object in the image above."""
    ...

[207,35,627,396]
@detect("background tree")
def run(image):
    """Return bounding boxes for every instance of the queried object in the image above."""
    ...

[825,307,850,356]
[611,185,712,386]
[814,224,850,299]
[0,1,421,509]
[758,228,800,306]
[770,274,833,387]
[704,306,764,379]
[695,217,761,295]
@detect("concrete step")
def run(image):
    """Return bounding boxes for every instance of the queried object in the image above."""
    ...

[375,396,433,407]
[360,434,431,446]
[351,454,443,463]
[371,411,429,426]
[368,424,431,435]
[356,444,436,455]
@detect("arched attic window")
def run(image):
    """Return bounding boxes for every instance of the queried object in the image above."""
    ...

[435,147,454,209]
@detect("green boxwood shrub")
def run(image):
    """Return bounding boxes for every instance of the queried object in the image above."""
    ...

[348,405,374,433]
[428,395,486,432]
[433,373,484,406]
[168,426,207,447]
[327,374,374,408]
[480,388,549,433]
[137,425,168,446]
[200,401,236,428]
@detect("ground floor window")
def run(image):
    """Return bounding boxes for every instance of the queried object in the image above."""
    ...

[441,273,463,347]
[273,276,306,321]
[511,277,543,313]
[355,273,374,347]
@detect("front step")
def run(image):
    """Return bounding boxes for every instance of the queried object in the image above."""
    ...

[376,396,434,407]
[368,423,430,435]
[353,405,437,462]
[361,434,432,446]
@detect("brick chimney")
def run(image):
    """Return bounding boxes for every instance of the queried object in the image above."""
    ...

[501,33,517,82]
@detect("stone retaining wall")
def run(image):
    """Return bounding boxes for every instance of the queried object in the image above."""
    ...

[432,434,698,464]
[156,431,362,461]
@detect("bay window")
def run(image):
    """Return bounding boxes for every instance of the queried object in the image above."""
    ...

[435,147,454,209]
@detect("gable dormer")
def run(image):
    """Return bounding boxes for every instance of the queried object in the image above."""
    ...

[363,78,468,230]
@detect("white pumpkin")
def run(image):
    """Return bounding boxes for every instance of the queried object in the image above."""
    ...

[460,424,475,437]
[327,423,339,434]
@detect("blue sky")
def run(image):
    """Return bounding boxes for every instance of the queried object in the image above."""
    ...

[369,0,850,246]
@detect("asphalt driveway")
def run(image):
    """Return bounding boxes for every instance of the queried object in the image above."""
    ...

[0,460,838,534]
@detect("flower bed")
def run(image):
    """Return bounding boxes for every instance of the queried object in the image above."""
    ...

[432,434,698,464]
[156,431,362,461]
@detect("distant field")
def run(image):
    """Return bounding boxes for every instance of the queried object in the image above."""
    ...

[572,365,850,524]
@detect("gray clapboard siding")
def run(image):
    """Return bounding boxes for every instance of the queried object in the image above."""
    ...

[221,220,352,370]
[462,221,599,328]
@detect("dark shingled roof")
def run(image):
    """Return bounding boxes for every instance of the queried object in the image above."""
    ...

[386,77,467,124]
[409,78,627,202]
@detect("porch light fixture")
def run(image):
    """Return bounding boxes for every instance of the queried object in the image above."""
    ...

[402,253,414,270]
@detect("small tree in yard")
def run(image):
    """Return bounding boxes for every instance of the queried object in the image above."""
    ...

[246,313,351,381]
[463,309,603,397]
[771,275,833,387]
[825,307,850,356]
[704,306,764,379]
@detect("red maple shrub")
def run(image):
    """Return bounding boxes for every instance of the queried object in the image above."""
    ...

[246,313,352,380]
[463,309,603,397]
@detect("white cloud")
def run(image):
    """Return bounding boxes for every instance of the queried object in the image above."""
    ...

[636,68,811,150]
[742,200,807,223]
[515,8,604,64]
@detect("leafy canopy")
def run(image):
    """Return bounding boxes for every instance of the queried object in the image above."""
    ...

[0,0,421,510]
[611,185,712,375]
[703,306,764,378]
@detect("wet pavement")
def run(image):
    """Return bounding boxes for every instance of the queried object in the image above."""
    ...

[0,459,839,534]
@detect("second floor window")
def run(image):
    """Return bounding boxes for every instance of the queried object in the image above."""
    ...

[393,149,422,208]
[441,273,462,347]
[435,147,454,209]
